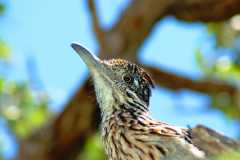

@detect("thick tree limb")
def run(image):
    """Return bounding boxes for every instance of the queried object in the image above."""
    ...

[169,0,240,22]
[18,80,101,160]
[192,125,240,157]
[17,0,240,159]
[144,65,237,95]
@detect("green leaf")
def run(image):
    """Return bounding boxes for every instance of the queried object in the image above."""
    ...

[0,41,10,60]
[211,93,240,119]
[207,23,221,35]
[78,134,106,160]
[195,48,204,68]
[0,3,5,15]
[214,150,240,160]
[0,77,4,93]
[194,48,214,76]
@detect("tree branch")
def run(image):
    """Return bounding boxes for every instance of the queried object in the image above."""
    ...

[192,125,240,157]
[87,0,105,45]
[144,65,237,95]
[168,0,240,22]
[18,80,101,160]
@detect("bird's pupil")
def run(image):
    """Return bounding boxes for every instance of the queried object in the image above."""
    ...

[123,75,132,83]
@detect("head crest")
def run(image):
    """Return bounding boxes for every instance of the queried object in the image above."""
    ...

[142,71,154,88]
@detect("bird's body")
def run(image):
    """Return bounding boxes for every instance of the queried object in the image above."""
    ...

[102,109,204,160]
[100,85,205,160]
[71,43,206,160]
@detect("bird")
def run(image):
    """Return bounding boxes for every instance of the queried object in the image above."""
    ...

[71,43,206,160]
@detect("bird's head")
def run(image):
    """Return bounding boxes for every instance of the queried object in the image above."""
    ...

[71,43,154,113]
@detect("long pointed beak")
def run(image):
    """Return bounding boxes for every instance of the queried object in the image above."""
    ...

[71,43,102,73]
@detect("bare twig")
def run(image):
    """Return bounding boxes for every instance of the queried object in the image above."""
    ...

[87,0,105,46]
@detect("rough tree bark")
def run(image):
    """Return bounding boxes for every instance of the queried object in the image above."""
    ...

[17,0,240,160]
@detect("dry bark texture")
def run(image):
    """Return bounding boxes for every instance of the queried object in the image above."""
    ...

[17,0,240,159]
[192,125,240,157]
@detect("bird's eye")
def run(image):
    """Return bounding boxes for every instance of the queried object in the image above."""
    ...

[123,75,133,83]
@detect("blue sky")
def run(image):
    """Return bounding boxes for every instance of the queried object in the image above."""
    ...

[0,0,239,159]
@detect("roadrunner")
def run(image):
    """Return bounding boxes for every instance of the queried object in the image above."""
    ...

[71,43,206,160]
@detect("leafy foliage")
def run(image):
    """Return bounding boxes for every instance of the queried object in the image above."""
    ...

[0,2,5,15]
[195,16,240,119]
[214,150,240,160]
[0,79,50,138]
[77,133,106,160]
[0,50,51,160]
[0,21,51,160]
[0,41,10,61]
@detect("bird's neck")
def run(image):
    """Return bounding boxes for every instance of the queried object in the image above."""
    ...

[93,78,150,122]
[100,96,150,125]
[100,101,152,160]
[94,84,148,119]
